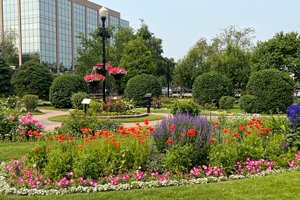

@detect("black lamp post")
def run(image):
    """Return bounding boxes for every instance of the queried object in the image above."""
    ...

[164,59,170,98]
[97,7,110,103]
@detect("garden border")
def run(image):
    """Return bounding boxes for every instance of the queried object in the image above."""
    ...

[96,113,148,119]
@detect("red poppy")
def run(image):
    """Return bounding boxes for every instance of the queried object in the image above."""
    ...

[121,139,125,142]
[209,139,215,142]
[223,129,228,133]
[239,125,245,130]
[263,128,271,133]
[254,124,261,130]
[46,147,50,150]
[258,131,264,135]
[246,131,251,135]
[214,122,219,125]
[215,125,218,128]
[34,147,38,150]
[113,142,119,147]
[180,133,184,136]
[78,145,83,149]
[167,140,173,144]
[227,139,231,142]
[187,129,196,136]
[69,137,74,140]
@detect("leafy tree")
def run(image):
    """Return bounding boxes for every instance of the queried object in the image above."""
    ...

[251,31,300,81]
[0,57,14,96]
[211,44,251,94]
[212,25,256,51]
[0,28,19,66]
[119,37,156,84]
[11,60,53,100]
[136,20,165,77]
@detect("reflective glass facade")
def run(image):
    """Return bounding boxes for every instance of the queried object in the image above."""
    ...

[39,0,56,64]
[3,0,19,53]
[58,0,72,68]
[110,16,119,45]
[87,8,97,39]
[74,3,85,59]
[1,0,128,71]
[21,0,41,63]
[121,19,129,28]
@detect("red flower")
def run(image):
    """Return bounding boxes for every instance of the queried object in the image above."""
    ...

[109,105,112,107]
[34,147,38,150]
[239,125,245,130]
[223,129,228,133]
[187,129,196,136]
[180,133,184,136]
[252,119,256,122]
[263,128,271,133]
[69,137,74,140]
[78,145,83,149]
[46,147,50,150]
[246,131,251,135]
[144,119,149,126]
[215,125,218,128]
[113,142,119,147]
[214,122,219,125]
[254,124,261,130]
[121,139,125,142]
[167,140,173,144]
[227,139,231,142]
[258,131,264,135]
[209,139,215,142]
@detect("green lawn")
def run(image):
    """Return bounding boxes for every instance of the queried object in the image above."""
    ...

[1,171,300,199]
[37,105,70,112]
[20,112,45,115]
[47,114,165,123]
[137,108,171,113]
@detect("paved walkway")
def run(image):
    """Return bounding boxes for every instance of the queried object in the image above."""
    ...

[33,110,222,131]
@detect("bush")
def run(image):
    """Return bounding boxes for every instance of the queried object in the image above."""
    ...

[246,69,295,113]
[151,97,164,109]
[1,95,21,109]
[192,72,234,106]
[239,95,258,113]
[125,74,162,107]
[71,92,89,110]
[0,57,14,96]
[171,100,200,116]
[23,95,39,111]
[49,74,89,108]
[11,60,53,100]
[219,96,235,110]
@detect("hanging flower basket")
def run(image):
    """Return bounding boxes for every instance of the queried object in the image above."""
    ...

[84,74,106,87]
[93,63,113,74]
[108,67,127,80]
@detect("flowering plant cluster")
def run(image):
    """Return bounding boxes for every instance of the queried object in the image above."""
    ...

[92,63,113,70]
[108,67,127,75]
[151,97,164,109]
[83,74,105,82]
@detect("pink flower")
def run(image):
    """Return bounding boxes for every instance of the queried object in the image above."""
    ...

[36,181,40,185]
[112,181,118,185]
[93,183,98,187]
[57,182,61,186]
[79,177,84,181]
[68,172,74,176]
[34,177,39,181]
[38,124,43,128]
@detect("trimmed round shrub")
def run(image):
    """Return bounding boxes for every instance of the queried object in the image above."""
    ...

[246,69,295,113]
[219,96,235,110]
[192,72,234,106]
[23,95,39,111]
[239,95,258,113]
[50,74,89,108]
[11,60,53,100]
[125,74,162,107]
[171,100,200,116]
[71,92,90,110]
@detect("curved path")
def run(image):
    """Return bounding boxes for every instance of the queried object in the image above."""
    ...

[33,110,222,131]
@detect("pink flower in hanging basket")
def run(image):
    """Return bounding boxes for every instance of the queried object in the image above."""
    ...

[108,67,127,75]
[93,63,113,70]
[84,74,106,82]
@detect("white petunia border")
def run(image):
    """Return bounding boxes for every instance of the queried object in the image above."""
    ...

[0,162,299,196]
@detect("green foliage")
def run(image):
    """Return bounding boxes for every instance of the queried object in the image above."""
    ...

[246,69,295,113]
[71,92,89,110]
[0,28,19,65]
[239,95,258,113]
[219,96,235,110]
[192,72,234,106]
[49,74,89,108]
[251,31,300,81]
[125,74,161,107]
[171,100,200,116]
[0,57,14,96]
[1,95,21,109]
[211,44,251,93]
[11,60,53,100]
[120,37,156,85]
[23,95,39,111]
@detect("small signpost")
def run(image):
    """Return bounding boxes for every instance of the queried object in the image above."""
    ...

[81,98,92,114]
[144,93,152,114]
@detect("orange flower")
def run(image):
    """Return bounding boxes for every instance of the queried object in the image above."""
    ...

[92,136,97,139]
[28,130,33,135]
[209,139,215,142]
[34,147,38,150]
[46,147,50,150]
[254,124,261,130]
[20,132,25,136]
[227,139,231,142]
[167,140,173,144]
[78,145,83,149]
[88,135,92,138]
[105,139,109,142]
[69,137,74,140]
[223,129,228,133]
[144,119,149,126]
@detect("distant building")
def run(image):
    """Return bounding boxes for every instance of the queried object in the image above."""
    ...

[0,0,129,72]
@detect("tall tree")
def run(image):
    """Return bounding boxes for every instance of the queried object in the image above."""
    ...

[211,44,251,93]
[251,31,300,81]
[0,28,19,66]
[0,57,14,96]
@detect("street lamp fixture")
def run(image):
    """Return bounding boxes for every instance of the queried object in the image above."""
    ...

[97,7,111,103]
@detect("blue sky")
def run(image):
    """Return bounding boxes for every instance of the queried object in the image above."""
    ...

[93,0,300,61]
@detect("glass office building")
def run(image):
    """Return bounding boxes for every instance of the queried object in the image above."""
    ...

[0,0,129,72]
